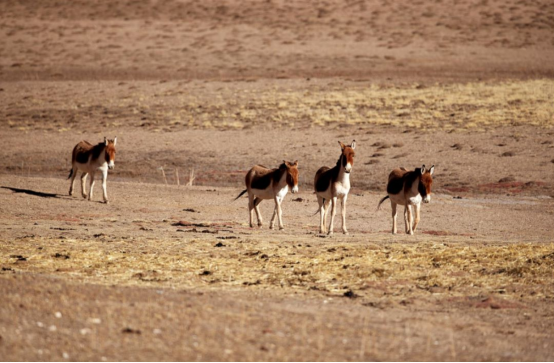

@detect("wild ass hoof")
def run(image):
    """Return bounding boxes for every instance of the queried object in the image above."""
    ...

[342,230,349,235]
[279,226,284,230]
[269,224,274,230]
[103,200,109,204]
[327,231,334,236]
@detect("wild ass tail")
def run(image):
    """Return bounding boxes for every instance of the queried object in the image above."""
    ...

[67,168,74,180]
[312,198,325,216]
[377,195,390,210]
[234,189,248,201]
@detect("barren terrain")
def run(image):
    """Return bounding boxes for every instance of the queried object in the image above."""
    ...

[1,0,553,361]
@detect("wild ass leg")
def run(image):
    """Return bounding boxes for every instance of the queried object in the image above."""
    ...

[80,172,88,199]
[253,197,263,227]
[248,194,255,228]
[323,199,331,234]
[406,205,414,235]
[269,197,280,230]
[271,196,284,230]
[101,169,109,203]
[328,197,338,235]
[341,195,348,234]
[391,201,398,234]
[69,167,77,196]
[88,172,96,201]
[404,205,410,234]
[317,196,326,234]
[412,202,421,233]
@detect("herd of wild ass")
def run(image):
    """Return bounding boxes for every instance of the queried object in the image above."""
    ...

[68,138,434,235]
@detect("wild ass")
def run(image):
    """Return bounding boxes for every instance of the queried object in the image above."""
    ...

[314,140,356,235]
[378,165,434,235]
[68,137,117,203]
[235,161,299,230]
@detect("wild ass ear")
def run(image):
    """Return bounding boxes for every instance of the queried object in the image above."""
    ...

[338,141,346,150]
[293,160,298,166]
[429,165,435,175]
[113,137,117,146]
[351,140,356,149]
[420,165,426,174]
[104,137,108,145]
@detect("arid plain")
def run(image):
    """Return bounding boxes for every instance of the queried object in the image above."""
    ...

[1,0,553,361]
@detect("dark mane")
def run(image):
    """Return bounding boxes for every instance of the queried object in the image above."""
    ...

[91,143,106,161]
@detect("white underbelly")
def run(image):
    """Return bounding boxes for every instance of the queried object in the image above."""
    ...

[251,186,280,200]
[389,192,421,206]
[316,183,349,200]
[74,160,108,173]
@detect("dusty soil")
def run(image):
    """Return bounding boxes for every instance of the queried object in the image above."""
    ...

[1,0,554,361]
[1,175,553,361]
[1,0,553,81]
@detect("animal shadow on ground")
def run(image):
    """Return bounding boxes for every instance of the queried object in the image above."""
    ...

[1,186,61,199]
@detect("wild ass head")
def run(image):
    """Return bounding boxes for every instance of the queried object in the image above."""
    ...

[338,140,356,173]
[104,137,117,170]
[418,164,434,203]
[282,160,299,193]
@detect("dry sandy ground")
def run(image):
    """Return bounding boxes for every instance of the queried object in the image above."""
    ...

[1,0,554,361]
[0,173,553,361]
[1,0,554,81]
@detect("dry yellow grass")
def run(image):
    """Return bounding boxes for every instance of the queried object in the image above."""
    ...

[3,79,553,133]
[2,235,553,305]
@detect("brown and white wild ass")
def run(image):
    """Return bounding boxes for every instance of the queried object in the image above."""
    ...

[235,161,299,230]
[68,137,117,203]
[314,140,356,235]
[377,165,434,235]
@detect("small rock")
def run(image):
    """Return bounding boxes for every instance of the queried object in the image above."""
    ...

[183,208,199,213]
[88,318,102,324]
[343,290,358,298]
[499,176,516,183]
[121,327,141,334]
[364,159,379,165]
[55,312,62,318]
[10,255,27,261]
